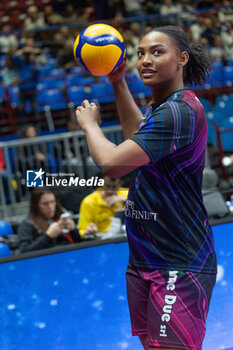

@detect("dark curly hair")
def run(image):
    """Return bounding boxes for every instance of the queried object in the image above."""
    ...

[152,25,211,86]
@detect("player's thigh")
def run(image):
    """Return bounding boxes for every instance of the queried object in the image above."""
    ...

[126,264,150,336]
[147,270,216,349]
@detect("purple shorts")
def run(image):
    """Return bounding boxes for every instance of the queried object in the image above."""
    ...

[126,264,216,349]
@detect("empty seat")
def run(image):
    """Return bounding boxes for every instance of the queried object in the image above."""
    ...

[90,83,115,103]
[0,242,11,257]
[0,221,14,236]
[67,86,89,105]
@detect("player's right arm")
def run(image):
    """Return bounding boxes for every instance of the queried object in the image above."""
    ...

[108,61,143,139]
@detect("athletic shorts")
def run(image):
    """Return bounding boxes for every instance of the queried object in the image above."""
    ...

[126,264,216,350]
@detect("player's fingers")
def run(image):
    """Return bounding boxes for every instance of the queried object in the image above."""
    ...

[82,99,90,108]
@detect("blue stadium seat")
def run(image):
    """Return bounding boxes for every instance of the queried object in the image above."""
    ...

[37,89,67,111]
[37,77,65,91]
[90,83,115,103]
[67,86,89,105]
[223,66,233,86]
[8,86,19,106]
[199,98,212,112]
[70,66,85,75]
[0,85,5,98]
[67,75,95,87]
[207,111,224,127]
[128,79,151,98]
[0,243,11,257]
[220,117,233,151]
[0,221,14,236]
[51,68,66,76]
[215,94,232,105]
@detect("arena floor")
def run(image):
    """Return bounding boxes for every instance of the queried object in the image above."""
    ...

[0,223,233,350]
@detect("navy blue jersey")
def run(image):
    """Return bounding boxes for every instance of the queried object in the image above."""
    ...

[126,89,217,275]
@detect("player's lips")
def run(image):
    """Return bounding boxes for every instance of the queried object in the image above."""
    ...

[141,69,157,78]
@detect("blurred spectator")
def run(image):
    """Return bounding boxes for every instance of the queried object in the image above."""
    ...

[123,0,144,17]
[129,22,142,45]
[160,0,183,25]
[221,21,233,60]
[23,37,46,65]
[178,0,196,26]
[43,4,64,26]
[49,32,64,58]
[190,15,205,43]
[218,0,233,23]
[17,188,81,253]
[124,30,139,73]
[0,25,18,55]
[59,26,75,42]
[56,38,76,71]
[78,176,128,238]
[17,124,47,175]
[24,6,46,31]
[62,4,80,24]
[1,47,18,86]
[201,17,220,46]
[12,45,39,116]
[199,36,211,52]
[210,35,226,62]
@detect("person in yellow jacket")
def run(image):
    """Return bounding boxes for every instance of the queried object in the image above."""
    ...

[78,176,128,237]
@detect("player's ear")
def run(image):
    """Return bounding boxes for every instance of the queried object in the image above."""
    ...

[178,51,189,67]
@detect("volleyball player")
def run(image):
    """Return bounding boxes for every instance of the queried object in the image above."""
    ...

[76,26,217,350]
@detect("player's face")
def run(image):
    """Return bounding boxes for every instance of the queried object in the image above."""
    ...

[38,193,57,219]
[136,31,182,88]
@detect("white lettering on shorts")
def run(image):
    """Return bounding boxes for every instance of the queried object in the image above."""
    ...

[159,271,178,338]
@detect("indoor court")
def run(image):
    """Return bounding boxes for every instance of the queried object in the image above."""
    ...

[0,223,233,350]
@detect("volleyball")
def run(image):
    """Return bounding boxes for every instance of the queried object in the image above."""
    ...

[73,23,126,76]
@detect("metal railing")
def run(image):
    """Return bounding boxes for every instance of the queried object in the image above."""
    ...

[0,124,125,224]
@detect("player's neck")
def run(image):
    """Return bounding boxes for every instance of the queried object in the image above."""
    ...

[151,80,184,105]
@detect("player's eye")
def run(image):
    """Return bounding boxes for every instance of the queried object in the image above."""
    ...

[137,51,144,58]
[153,49,162,55]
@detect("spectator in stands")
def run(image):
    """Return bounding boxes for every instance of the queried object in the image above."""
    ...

[218,0,233,24]
[59,26,75,42]
[0,24,18,55]
[201,17,220,46]
[210,35,226,63]
[17,188,81,253]
[190,15,205,43]
[124,30,139,74]
[56,38,76,72]
[123,0,144,17]
[18,124,46,175]
[43,4,64,26]
[62,4,80,24]
[1,47,18,86]
[159,0,183,25]
[78,176,128,238]
[24,6,46,31]
[49,32,64,58]
[221,21,233,60]
[12,45,39,116]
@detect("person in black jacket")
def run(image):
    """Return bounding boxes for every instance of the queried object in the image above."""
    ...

[17,188,81,253]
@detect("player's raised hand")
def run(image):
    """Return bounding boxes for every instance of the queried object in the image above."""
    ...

[108,59,127,85]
